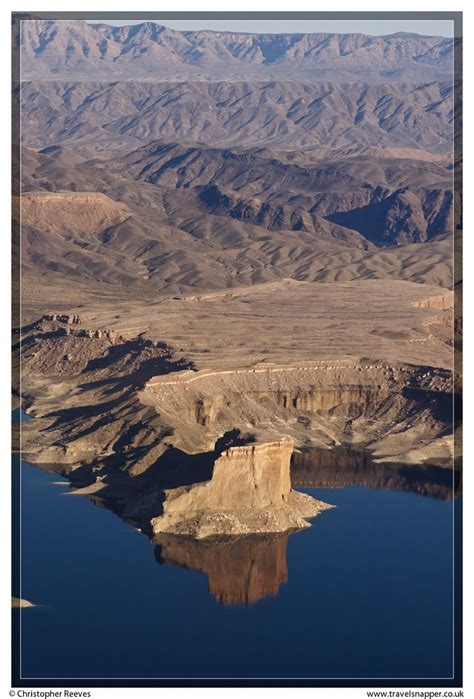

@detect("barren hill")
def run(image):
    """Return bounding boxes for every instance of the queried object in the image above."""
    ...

[17,143,455,292]
[18,79,454,154]
[17,191,131,237]
[16,19,456,292]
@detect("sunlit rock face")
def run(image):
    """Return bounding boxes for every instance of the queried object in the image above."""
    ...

[164,439,293,511]
[155,533,289,605]
[151,439,331,538]
[17,316,455,543]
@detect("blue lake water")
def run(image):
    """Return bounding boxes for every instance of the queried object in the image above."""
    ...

[13,409,458,681]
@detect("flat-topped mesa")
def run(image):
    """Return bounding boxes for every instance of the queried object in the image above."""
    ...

[16,191,131,238]
[151,438,332,539]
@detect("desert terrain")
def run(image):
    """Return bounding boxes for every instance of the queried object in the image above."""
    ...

[14,19,459,539]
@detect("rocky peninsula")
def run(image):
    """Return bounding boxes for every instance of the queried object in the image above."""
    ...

[15,279,457,543]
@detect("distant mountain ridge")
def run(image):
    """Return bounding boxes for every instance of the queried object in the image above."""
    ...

[17,79,454,154]
[19,19,455,82]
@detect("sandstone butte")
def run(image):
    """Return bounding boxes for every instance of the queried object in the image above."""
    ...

[151,439,333,539]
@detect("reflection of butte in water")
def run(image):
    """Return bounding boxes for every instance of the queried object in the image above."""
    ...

[291,447,461,501]
[93,446,459,606]
[154,534,288,606]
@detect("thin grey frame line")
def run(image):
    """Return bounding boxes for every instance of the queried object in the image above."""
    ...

[15,11,460,685]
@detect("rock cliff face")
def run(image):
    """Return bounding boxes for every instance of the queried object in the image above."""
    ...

[165,439,293,510]
[17,315,455,541]
[142,361,454,460]
[151,439,331,538]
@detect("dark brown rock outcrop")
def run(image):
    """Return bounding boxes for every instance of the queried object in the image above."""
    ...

[155,533,289,605]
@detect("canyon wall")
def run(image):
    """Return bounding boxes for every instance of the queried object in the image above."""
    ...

[141,361,454,460]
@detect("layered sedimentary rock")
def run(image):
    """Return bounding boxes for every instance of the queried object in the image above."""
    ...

[141,360,454,461]
[18,314,455,472]
[152,439,330,538]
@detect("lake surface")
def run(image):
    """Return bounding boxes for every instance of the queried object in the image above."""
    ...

[14,410,459,681]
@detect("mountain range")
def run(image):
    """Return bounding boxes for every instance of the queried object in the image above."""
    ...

[18,19,456,83]
[15,19,457,297]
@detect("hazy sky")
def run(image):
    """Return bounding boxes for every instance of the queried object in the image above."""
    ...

[87,19,454,37]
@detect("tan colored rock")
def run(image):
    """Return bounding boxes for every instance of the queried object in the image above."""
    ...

[169,439,292,511]
[17,191,131,239]
[151,439,332,538]
[12,596,35,608]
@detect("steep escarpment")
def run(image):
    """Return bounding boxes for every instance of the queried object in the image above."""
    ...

[15,19,458,566]
[18,312,455,471]
[16,315,330,538]
[141,361,454,463]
